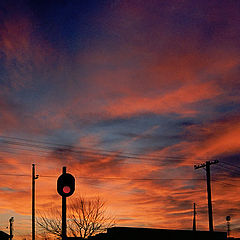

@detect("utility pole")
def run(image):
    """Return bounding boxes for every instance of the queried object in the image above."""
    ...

[193,203,196,231]
[9,217,14,240]
[32,164,39,240]
[194,160,219,232]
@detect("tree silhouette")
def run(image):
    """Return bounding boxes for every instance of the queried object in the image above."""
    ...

[37,196,115,239]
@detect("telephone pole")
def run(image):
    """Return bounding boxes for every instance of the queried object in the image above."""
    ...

[194,160,219,232]
[32,164,39,240]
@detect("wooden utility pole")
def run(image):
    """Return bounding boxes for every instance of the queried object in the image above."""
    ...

[194,160,219,232]
[32,164,39,240]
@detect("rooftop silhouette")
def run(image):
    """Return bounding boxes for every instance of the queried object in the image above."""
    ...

[88,227,227,240]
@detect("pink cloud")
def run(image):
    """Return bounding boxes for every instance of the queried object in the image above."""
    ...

[103,82,221,117]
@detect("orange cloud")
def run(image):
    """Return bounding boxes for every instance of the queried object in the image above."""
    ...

[178,115,240,160]
[104,82,221,117]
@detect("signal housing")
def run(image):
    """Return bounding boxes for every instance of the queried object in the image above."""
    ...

[57,172,75,197]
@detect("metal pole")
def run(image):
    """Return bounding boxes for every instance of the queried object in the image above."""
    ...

[206,161,214,232]
[32,164,35,240]
[62,167,67,240]
[226,216,231,238]
[32,164,39,240]
[227,221,230,237]
[193,203,196,231]
[9,217,14,240]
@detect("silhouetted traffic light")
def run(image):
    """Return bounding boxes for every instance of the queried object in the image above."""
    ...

[57,167,75,240]
[57,172,75,197]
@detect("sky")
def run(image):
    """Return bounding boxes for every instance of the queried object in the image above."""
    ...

[0,0,240,238]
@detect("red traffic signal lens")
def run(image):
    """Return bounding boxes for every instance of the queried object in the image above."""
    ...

[63,186,71,194]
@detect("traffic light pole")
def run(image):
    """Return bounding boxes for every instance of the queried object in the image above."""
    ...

[62,196,66,240]
[57,166,75,240]
[62,167,67,240]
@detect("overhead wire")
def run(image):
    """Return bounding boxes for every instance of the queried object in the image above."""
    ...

[1,136,240,237]
[0,147,180,166]
[221,160,240,170]
[216,163,240,178]
[4,136,240,179]
[0,171,239,183]
[0,135,209,163]
[1,135,240,187]
[210,164,240,188]
[0,142,185,163]
[0,172,206,181]
[0,135,187,158]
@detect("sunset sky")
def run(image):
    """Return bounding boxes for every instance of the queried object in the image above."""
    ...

[0,0,240,239]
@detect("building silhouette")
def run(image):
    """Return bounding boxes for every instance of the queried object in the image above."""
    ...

[88,227,227,240]
[0,230,10,240]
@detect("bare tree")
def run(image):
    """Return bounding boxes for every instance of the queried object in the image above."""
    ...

[37,196,115,239]
[37,208,62,238]
[68,197,115,238]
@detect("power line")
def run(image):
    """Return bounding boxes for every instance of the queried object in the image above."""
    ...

[217,164,240,177]
[1,172,238,183]
[214,180,239,188]
[0,141,185,162]
[221,161,240,170]
[1,137,240,185]
[0,135,209,162]
[0,173,206,181]
[0,173,31,177]
[0,135,187,158]
[0,148,187,167]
